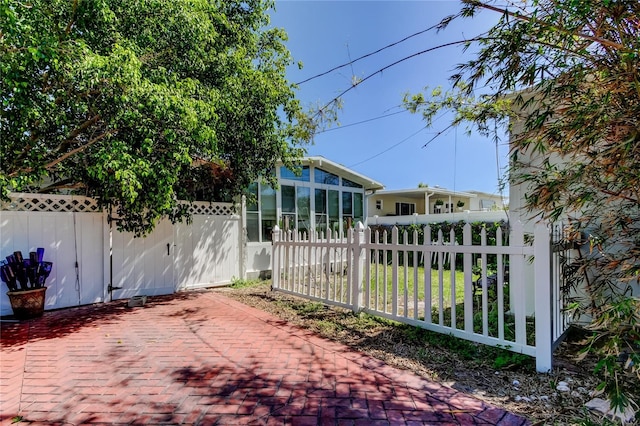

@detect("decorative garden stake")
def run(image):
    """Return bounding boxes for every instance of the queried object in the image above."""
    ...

[1,248,52,319]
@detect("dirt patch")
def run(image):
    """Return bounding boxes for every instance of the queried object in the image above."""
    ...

[214,282,637,425]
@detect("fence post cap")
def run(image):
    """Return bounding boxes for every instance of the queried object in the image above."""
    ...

[356,221,365,230]
[272,225,281,242]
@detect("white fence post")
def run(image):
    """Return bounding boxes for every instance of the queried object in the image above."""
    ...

[271,225,281,290]
[534,222,553,372]
[462,223,473,333]
[350,222,366,312]
[104,208,111,303]
[392,227,399,316]
[239,195,247,280]
[509,221,527,346]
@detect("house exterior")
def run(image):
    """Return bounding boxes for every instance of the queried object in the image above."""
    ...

[366,186,507,226]
[1,153,512,315]
[244,156,384,279]
[466,191,507,212]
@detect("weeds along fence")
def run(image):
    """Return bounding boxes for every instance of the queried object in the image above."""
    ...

[272,221,572,372]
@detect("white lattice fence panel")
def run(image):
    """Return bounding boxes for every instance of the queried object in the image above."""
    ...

[2,194,235,216]
[1,193,101,213]
[188,202,236,216]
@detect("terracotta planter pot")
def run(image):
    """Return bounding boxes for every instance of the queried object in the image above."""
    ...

[7,287,47,320]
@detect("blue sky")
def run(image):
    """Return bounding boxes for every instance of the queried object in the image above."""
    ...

[268,1,509,195]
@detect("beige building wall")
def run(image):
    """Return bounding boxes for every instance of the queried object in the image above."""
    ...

[369,194,426,216]
[368,191,503,217]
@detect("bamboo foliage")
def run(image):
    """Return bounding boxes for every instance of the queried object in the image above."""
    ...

[404,0,640,411]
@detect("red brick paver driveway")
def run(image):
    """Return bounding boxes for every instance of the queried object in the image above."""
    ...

[1,291,529,425]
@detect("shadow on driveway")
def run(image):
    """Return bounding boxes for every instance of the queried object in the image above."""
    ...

[0,290,529,425]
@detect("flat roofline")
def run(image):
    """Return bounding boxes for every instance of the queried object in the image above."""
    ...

[373,187,477,198]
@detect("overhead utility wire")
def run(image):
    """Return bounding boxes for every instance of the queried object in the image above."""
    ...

[348,111,450,168]
[312,36,488,121]
[348,126,428,168]
[317,77,497,136]
[422,122,456,149]
[296,21,448,85]
[317,110,406,134]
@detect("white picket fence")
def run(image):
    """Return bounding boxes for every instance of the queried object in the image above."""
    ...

[1,193,241,315]
[272,221,572,372]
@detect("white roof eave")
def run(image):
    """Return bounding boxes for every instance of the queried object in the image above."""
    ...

[281,156,385,191]
[373,188,477,199]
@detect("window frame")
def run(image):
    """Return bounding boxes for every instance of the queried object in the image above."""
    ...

[395,202,416,216]
[250,164,368,240]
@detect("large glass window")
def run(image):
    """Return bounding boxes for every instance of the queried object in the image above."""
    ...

[315,189,327,233]
[354,193,363,223]
[281,185,296,230]
[314,168,339,185]
[247,217,260,242]
[481,199,496,210]
[297,187,311,233]
[341,191,363,229]
[328,190,339,232]
[246,183,277,243]
[249,172,367,240]
[342,177,363,188]
[342,192,353,216]
[395,202,415,216]
[246,183,259,242]
[280,166,310,181]
[281,185,295,213]
[246,183,258,211]
[260,185,276,241]
[342,191,353,230]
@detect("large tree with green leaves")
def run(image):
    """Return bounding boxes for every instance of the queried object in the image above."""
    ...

[404,0,639,412]
[1,0,311,234]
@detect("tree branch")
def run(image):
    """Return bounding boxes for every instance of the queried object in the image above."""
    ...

[599,188,638,204]
[464,0,627,52]
[64,0,78,35]
[45,130,114,171]
[8,130,115,177]
[53,114,102,152]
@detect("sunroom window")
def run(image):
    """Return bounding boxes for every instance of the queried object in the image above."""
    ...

[314,168,339,185]
[280,166,310,182]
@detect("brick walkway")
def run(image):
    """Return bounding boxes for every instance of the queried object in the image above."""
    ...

[0,291,529,425]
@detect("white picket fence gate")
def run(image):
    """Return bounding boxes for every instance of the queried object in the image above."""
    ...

[1,193,241,315]
[272,221,572,372]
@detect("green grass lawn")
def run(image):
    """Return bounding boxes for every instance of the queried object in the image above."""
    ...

[365,265,464,318]
[364,264,532,345]
[366,264,468,309]
[279,261,531,344]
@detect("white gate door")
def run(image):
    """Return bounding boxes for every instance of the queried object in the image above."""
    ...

[174,202,241,290]
[110,218,175,300]
[0,203,106,315]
